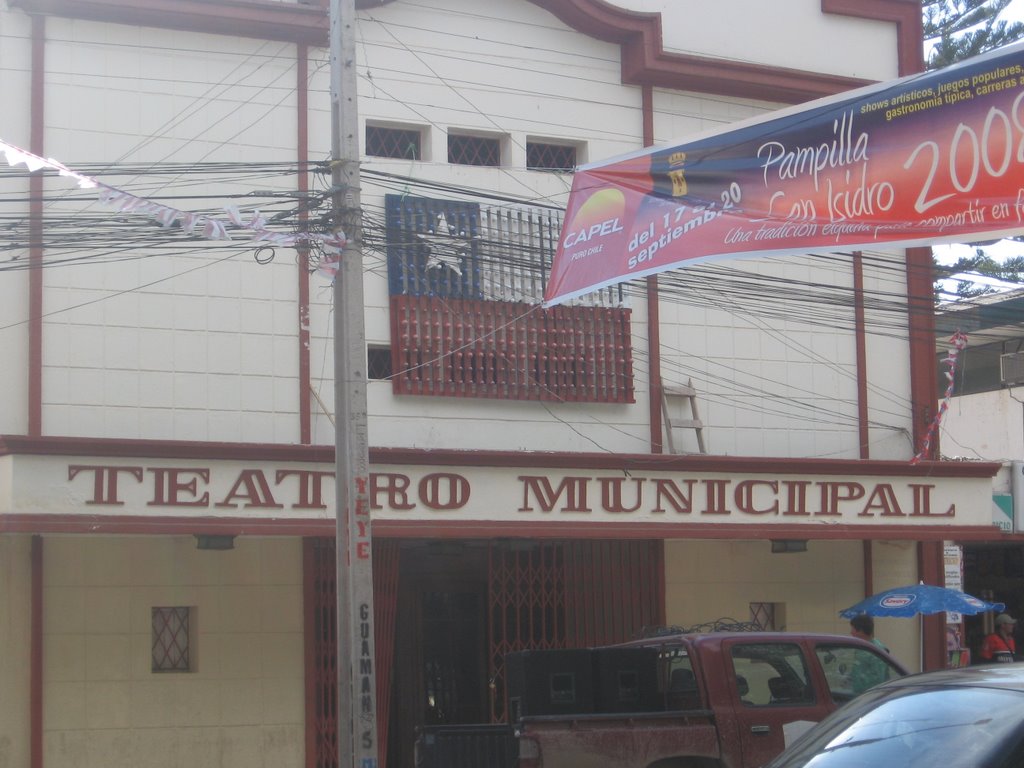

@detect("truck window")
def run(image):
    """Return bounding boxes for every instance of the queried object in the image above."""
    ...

[730,643,814,707]
[659,646,702,710]
[815,644,904,702]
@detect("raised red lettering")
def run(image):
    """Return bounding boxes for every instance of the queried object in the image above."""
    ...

[701,479,730,515]
[276,469,333,509]
[859,484,905,517]
[651,478,695,514]
[599,477,645,513]
[908,483,953,517]
[781,480,812,516]
[817,482,863,516]
[215,469,282,508]
[370,473,415,510]
[148,468,210,507]
[418,473,470,510]
[734,479,779,515]
[69,465,142,505]
[518,476,591,512]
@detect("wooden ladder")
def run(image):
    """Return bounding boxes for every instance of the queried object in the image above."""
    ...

[661,379,706,454]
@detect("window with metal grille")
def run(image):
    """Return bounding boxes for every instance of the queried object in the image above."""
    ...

[368,346,392,380]
[750,602,781,631]
[366,125,422,160]
[152,606,192,672]
[527,141,577,172]
[448,134,501,166]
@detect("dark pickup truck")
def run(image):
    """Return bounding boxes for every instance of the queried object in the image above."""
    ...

[416,631,907,768]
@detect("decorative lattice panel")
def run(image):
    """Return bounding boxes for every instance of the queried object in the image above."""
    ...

[390,296,634,403]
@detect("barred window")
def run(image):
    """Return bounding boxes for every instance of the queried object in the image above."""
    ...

[152,606,193,672]
[448,134,501,166]
[367,125,422,160]
[527,141,577,172]
[750,602,782,631]
[368,346,393,380]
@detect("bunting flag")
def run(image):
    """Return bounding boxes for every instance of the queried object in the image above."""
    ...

[911,330,969,464]
[0,138,346,259]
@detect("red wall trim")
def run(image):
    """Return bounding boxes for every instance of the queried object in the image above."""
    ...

[1,514,1010,543]
[301,538,317,768]
[918,540,946,670]
[28,15,45,437]
[0,434,1001,478]
[30,535,43,768]
[642,83,664,454]
[862,539,873,597]
[527,0,871,101]
[297,45,312,444]
[853,252,869,459]
[10,0,878,103]
[905,247,939,459]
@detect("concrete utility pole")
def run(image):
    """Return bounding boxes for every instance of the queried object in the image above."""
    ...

[329,0,378,766]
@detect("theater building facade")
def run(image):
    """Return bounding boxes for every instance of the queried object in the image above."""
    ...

[0,0,1010,767]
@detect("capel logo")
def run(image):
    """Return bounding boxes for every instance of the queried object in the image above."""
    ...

[880,595,916,609]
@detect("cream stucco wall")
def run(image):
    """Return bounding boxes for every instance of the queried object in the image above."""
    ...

[0,535,33,768]
[664,537,921,669]
[38,535,305,768]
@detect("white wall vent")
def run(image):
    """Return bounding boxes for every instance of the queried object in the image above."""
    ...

[1000,352,1024,386]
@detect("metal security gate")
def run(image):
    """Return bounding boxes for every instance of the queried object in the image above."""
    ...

[487,539,664,722]
[304,538,400,768]
[308,537,663,765]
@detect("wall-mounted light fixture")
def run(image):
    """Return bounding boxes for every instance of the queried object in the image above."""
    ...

[194,534,235,551]
[771,539,808,554]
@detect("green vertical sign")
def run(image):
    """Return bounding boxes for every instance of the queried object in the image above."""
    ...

[993,494,1013,533]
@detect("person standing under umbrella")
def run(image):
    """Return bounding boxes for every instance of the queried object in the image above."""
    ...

[980,613,1017,663]
[850,614,889,653]
[848,614,891,693]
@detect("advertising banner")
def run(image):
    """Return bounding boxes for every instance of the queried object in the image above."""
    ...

[545,42,1024,305]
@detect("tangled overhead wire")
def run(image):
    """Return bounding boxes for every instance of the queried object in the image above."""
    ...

[638,618,769,638]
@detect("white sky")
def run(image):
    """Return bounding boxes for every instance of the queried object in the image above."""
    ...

[931,1,1024,270]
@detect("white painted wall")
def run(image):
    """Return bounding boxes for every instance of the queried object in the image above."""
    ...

[0,8,33,435]
[33,20,303,443]
[941,389,1024,461]
[0,0,916,458]
[617,0,900,81]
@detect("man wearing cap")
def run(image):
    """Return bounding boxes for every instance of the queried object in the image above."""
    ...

[980,613,1017,663]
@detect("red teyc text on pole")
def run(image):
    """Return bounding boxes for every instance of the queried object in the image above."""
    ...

[329,0,378,766]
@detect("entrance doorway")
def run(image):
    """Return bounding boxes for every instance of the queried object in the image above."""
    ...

[304,537,665,768]
[391,543,490,768]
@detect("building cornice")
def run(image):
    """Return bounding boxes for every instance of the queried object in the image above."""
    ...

[7,0,923,103]
[0,435,1001,479]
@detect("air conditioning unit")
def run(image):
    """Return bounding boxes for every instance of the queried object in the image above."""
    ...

[1000,352,1024,386]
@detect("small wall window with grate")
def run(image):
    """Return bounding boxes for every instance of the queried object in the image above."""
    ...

[368,345,393,380]
[152,606,195,673]
[366,125,423,160]
[527,141,578,172]
[750,602,785,631]
[448,133,501,166]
